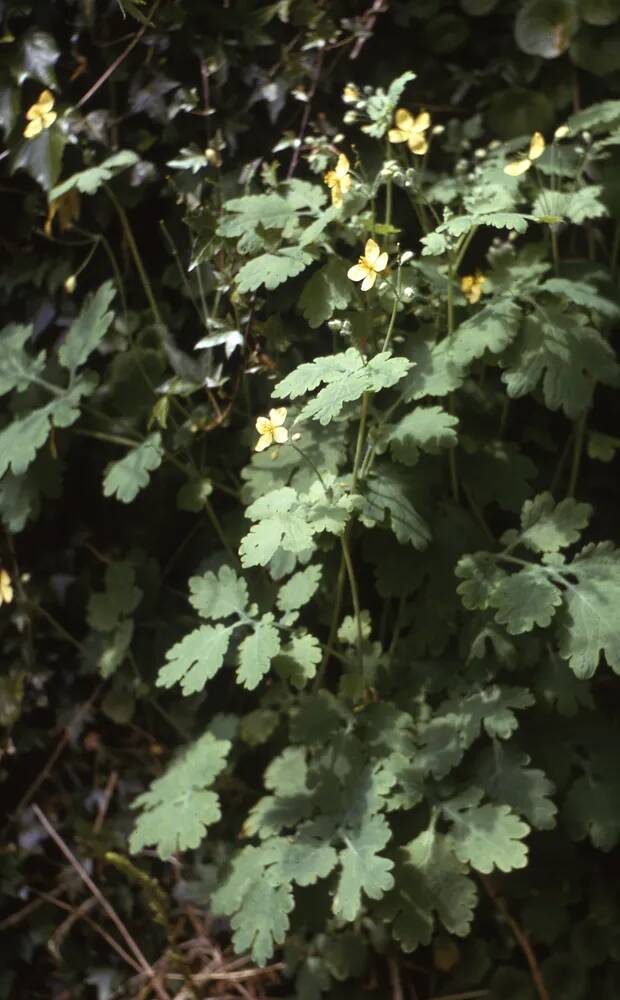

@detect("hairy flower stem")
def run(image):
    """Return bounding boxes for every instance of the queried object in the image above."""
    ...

[341,532,364,674]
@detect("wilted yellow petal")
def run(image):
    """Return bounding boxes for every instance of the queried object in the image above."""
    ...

[504,159,532,176]
[528,131,545,160]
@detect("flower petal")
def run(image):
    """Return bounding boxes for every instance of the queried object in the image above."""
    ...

[374,252,388,273]
[529,131,545,160]
[360,271,377,292]
[255,432,273,452]
[364,238,381,265]
[324,170,337,188]
[388,128,407,144]
[413,110,431,132]
[37,90,55,114]
[409,134,428,155]
[395,108,414,131]
[335,153,350,178]
[23,118,42,138]
[256,416,271,433]
[42,111,57,128]
[269,407,287,427]
[340,174,352,194]
[348,263,368,282]
[503,159,531,176]
[272,426,288,444]
[330,184,343,206]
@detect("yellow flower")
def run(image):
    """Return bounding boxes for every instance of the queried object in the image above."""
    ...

[324,153,352,207]
[347,238,389,292]
[23,89,57,139]
[255,407,288,452]
[460,271,486,304]
[0,569,13,606]
[504,131,545,176]
[342,84,361,104]
[388,108,431,155]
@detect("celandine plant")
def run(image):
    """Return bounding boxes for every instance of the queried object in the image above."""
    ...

[4,60,620,998]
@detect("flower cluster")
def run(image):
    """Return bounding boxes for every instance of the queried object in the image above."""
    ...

[460,271,486,304]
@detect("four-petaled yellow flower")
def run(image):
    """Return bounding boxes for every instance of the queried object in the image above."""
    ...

[255,407,288,452]
[0,569,13,606]
[388,108,431,155]
[24,90,57,139]
[347,239,389,292]
[324,153,352,207]
[460,271,486,304]
[504,131,545,176]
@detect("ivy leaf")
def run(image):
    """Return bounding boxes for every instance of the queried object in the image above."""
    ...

[15,29,59,85]
[103,433,163,503]
[0,324,45,396]
[362,467,431,548]
[58,281,115,374]
[240,488,315,568]
[476,746,557,831]
[558,542,620,678]
[11,125,66,192]
[87,561,142,632]
[129,733,230,858]
[382,830,477,950]
[333,814,395,921]
[156,624,232,695]
[518,492,592,553]
[237,614,281,690]
[189,565,249,620]
[236,247,313,292]
[298,260,352,327]
[388,405,458,465]
[451,300,522,365]
[274,349,411,425]
[444,796,530,873]
[50,151,140,200]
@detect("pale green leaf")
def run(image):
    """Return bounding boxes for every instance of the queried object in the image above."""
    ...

[0,324,45,396]
[87,561,142,632]
[236,247,313,292]
[58,281,115,374]
[333,814,395,921]
[388,405,458,465]
[519,492,591,553]
[237,614,280,690]
[189,565,249,619]
[445,798,530,873]
[50,151,139,200]
[156,624,232,695]
[103,433,163,503]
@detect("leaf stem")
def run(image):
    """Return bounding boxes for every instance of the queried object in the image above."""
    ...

[340,532,364,674]
[567,412,586,498]
[314,552,346,689]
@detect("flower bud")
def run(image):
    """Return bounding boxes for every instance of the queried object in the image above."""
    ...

[64,274,77,294]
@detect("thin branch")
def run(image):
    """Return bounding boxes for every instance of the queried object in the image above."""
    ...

[388,956,404,1000]
[479,875,549,1000]
[77,0,163,109]
[32,805,171,1000]
[286,48,324,179]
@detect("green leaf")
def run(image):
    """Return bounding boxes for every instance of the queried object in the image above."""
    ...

[533,186,607,224]
[388,405,458,465]
[444,796,530,873]
[103,433,163,503]
[277,565,322,614]
[333,813,395,921]
[558,542,620,678]
[451,300,522,365]
[240,488,315,568]
[518,492,591,553]
[363,71,416,137]
[87,561,142,632]
[515,0,577,58]
[403,335,463,400]
[50,151,139,200]
[58,281,116,374]
[189,565,249,620]
[362,467,431,548]
[476,747,557,830]
[298,260,352,327]
[382,830,477,950]
[489,566,562,634]
[0,450,61,533]
[11,125,66,192]
[267,833,338,887]
[274,349,411,425]
[0,324,45,396]
[565,771,620,850]
[218,193,299,241]
[130,732,230,858]
[16,29,59,85]
[539,277,620,319]
[275,633,322,687]
[237,614,281,690]
[236,247,313,292]
[156,624,232,695]
[230,880,294,966]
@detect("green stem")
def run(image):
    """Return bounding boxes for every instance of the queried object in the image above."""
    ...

[352,393,369,493]
[446,258,459,503]
[567,413,586,498]
[611,220,620,280]
[290,442,329,493]
[550,227,560,276]
[381,293,400,353]
[340,533,364,674]
[314,552,346,690]
[75,428,142,449]
[204,496,239,566]
[453,225,478,274]
[104,184,166,333]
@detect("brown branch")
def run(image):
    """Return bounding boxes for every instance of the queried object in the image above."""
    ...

[32,805,171,1000]
[35,891,143,974]
[286,48,324,179]
[350,0,390,60]
[93,770,119,834]
[479,875,549,1000]
[76,0,163,109]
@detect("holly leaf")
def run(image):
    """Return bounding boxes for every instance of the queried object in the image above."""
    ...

[103,433,163,503]
[156,624,232,695]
